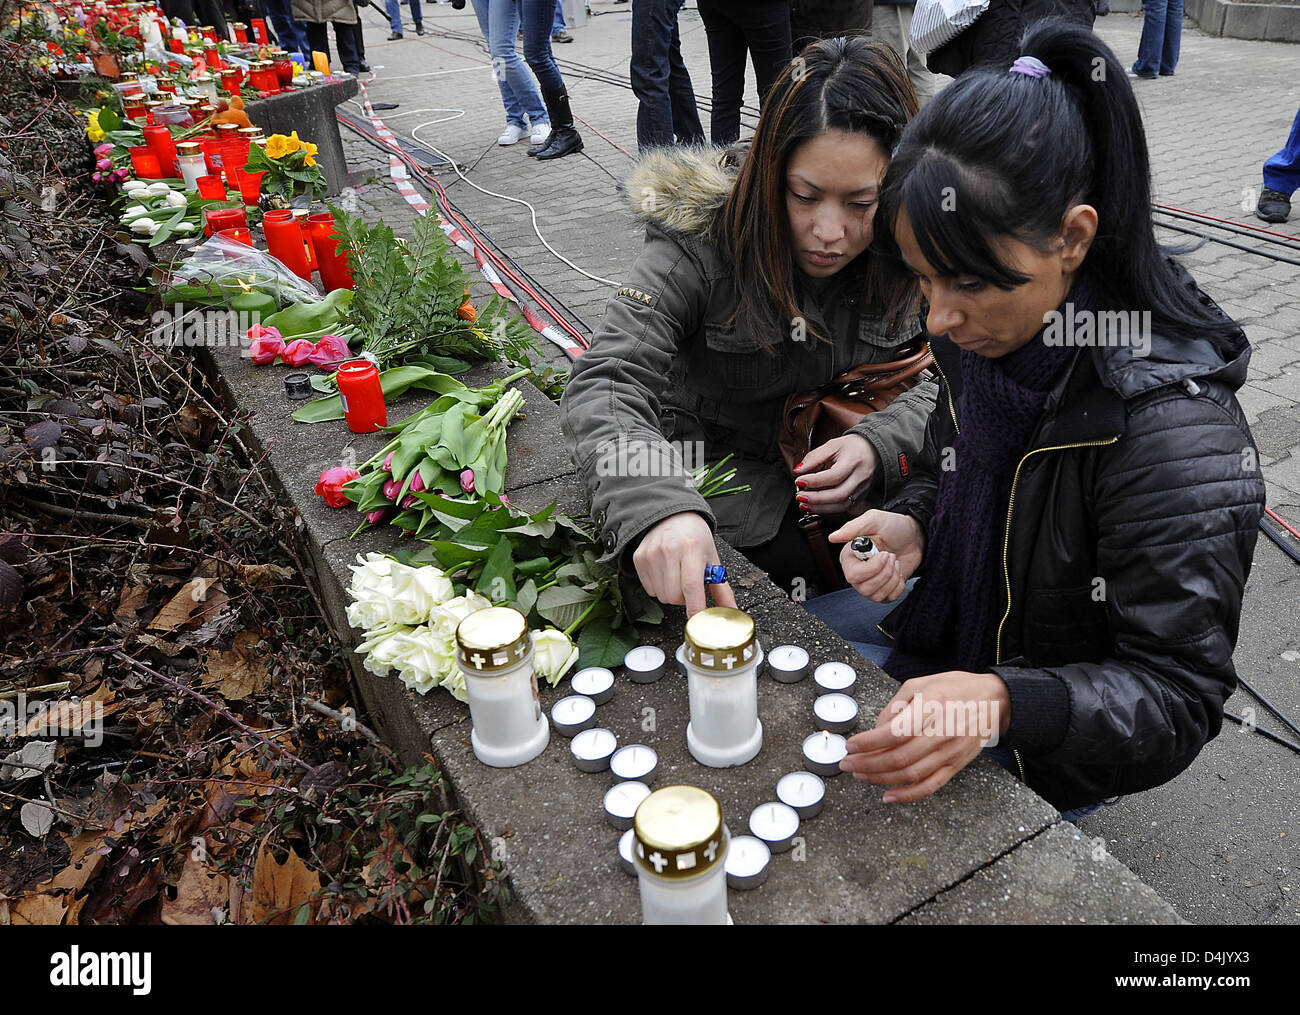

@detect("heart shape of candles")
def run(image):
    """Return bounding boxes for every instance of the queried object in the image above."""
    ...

[725,834,771,889]
[609,744,658,784]
[550,695,597,737]
[570,666,614,705]
[813,661,857,693]
[570,727,617,773]
[812,693,859,735]
[803,730,848,777]
[747,802,800,853]
[603,780,651,830]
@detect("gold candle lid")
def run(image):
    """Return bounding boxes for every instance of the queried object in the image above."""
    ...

[232,21,247,29]
[176,141,202,153]
[192,73,213,82]
[216,122,241,132]
[683,607,757,672]
[456,607,531,673]
[633,786,725,879]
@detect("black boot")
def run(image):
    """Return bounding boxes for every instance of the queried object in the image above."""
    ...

[529,88,583,161]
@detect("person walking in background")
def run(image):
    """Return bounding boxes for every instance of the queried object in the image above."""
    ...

[264,0,312,65]
[630,0,705,152]
[695,0,792,146]
[520,0,585,158]
[386,0,424,39]
[1255,106,1300,223]
[872,0,947,105]
[1129,0,1182,78]
[790,0,872,52]
[552,0,573,42]
[470,0,552,147]
[292,0,363,72]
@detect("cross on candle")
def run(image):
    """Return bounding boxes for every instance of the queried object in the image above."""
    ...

[722,653,737,668]
[470,652,485,669]
[704,840,718,862]
[649,851,667,873]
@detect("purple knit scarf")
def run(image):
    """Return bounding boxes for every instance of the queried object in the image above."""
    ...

[884,279,1091,680]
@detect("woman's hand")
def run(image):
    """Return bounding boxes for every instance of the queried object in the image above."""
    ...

[827,509,925,602]
[793,434,880,515]
[841,671,1012,802]
[632,511,738,617]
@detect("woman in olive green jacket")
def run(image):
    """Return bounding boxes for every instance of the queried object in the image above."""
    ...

[559,37,936,614]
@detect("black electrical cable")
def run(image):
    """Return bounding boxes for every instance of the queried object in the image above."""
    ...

[1155,219,1300,268]
[1238,676,1300,742]
[1224,710,1300,756]
[1153,206,1300,255]
[1260,516,1300,565]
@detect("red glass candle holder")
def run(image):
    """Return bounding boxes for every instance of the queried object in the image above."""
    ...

[169,38,184,54]
[262,211,314,281]
[215,226,253,248]
[221,140,249,188]
[273,57,293,86]
[238,169,264,205]
[233,24,248,44]
[196,174,227,201]
[251,18,268,44]
[204,45,223,70]
[123,99,147,122]
[201,26,218,43]
[129,145,163,179]
[221,69,241,96]
[142,124,178,177]
[336,359,387,434]
[307,213,355,292]
[204,206,248,237]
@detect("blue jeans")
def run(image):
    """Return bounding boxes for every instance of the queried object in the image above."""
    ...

[1263,106,1300,195]
[471,0,550,128]
[1132,0,1182,77]
[630,0,705,151]
[553,0,565,33]
[264,0,312,66]
[386,0,422,34]
[520,0,566,92]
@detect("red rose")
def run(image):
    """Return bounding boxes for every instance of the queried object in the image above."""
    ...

[314,466,360,508]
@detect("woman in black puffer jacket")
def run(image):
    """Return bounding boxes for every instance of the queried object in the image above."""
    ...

[807,21,1266,816]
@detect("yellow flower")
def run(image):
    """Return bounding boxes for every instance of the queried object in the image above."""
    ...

[264,133,291,159]
[86,110,105,143]
[301,140,318,167]
[284,130,304,154]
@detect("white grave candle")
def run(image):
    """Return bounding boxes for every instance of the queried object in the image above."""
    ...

[604,780,651,830]
[812,692,859,735]
[624,645,666,683]
[724,835,771,890]
[675,642,688,675]
[570,666,615,705]
[618,827,636,876]
[776,771,825,819]
[747,802,800,853]
[813,661,857,693]
[803,730,848,776]
[767,644,810,683]
[570,727,617,773]
[610,744,658,784]
[550,695,597,737]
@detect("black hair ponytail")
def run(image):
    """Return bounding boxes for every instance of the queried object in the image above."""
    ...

[876,18,1239,342]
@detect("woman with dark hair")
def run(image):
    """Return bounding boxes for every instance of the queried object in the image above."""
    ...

[561,38,937,614]
[809,21,1265,817]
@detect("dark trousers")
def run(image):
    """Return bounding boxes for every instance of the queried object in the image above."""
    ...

[696,0,792,145]
[630,0,706,152]
[304,20,362,73]
[263,0,312,62]
[790,0,872,52]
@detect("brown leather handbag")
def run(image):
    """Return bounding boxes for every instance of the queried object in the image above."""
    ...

[777,344,934,590]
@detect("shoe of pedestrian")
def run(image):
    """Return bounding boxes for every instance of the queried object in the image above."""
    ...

[358,61,371,72]
[532,89,583,161]
[388,31,403,40]
[552,29,573,43]
[1256,187,1292,223]
[498,124,529,146]
[415,21,425,35]
[1126,66,1156,80]
[529,122,551,147]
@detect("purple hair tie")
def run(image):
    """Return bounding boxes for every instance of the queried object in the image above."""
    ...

[1008,56,1051,78]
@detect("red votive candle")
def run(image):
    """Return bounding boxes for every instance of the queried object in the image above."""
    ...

[196,174,227,201]
[129,145,163,179]
[238,169,265,205]
[262,210,313,280]
[337,359,387,433]
[204,205,248,237]
[214,226,254,248]
[307,213,355,292]
[142,124,178,177]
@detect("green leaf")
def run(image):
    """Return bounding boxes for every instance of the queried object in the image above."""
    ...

[515,578,539,618]
[536,585,598,630]
[476,536,516,602]
[576,619,639,670]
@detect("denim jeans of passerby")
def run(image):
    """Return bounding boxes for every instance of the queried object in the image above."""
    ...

[552,0,565,33]
[519,0,566,92]
[1132,0,1182,77]
[386,0,422,34]
[630,0,705,151]
[264,0,312,65]
[696,0,792,145]
[1263,106,1300,195]
[471,0,549,128]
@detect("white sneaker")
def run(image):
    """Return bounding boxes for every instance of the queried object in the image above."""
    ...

[530,122,552,146]
[497,124,528,146]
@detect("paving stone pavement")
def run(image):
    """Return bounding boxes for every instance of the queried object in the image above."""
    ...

[331,4,1299,923]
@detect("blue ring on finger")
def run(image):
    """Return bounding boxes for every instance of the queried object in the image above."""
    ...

[704,564,728,585]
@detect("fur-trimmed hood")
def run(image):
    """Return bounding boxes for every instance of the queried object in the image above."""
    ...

[624,146,739,244]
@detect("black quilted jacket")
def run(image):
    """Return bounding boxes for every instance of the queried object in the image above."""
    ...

[926,0,1096,77]
[880,269,1266,810]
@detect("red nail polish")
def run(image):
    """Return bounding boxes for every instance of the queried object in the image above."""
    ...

[795,479,807,489]
[795,461,805,470]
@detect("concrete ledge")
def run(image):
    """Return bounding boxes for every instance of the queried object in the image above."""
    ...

[243,75,361,197]
[1174,0,1300,42]
[195,333,1186,924]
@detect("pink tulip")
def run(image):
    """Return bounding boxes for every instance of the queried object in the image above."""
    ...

[280,338,315,366]
[96,158,113,171]
[400,494,419,510]
[366,508,390,524]
[314,466,360,508]
[308,332,350,368]
[383,478,402,501]
[459,468,475,494]
[94,143,112,157]
[409,471,425,493]
[92,172,102,183]
[382,451,394,473]
[248,330,284,365]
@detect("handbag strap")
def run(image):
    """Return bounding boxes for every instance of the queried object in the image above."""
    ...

[798,512,848,592]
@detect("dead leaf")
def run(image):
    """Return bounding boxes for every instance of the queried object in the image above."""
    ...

[148,578,227,633]
[201,631,269,701]
[42,831,109,895]
[9,892,67,925]
[235,563,296,588]
[250,842,320,925]
[161,855,229,925]
[20,683,122,737]
[0,740,56,781]
[114,583,152,623]
[20,801,55,837]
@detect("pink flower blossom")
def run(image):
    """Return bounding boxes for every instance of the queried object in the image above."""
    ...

[400,494,419,510]
[366,508,390,524]
[314,466,360,508]
[382,451,394,473]
[96,158,112,171]
[409,471,425,494]
[248,330,284,365]
[94,142,112,157]
[92,172,102,183]
[308,332,350,368]
[280,338,315,366]
[382,478,402,501]
[459,468,475,494]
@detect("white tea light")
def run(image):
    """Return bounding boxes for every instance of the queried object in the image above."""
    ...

[570,666,615,705]
[803,730,848,777]
[813,661,857,693]
[624,645,666,683]
[725,835,771,890]
[610,744,658,784]
[776,771,825,819]
[747,802,800,854]
[618,827,636,876]
[812,692,859,734]
[550,695,597,737]
[570,727,617,773]
[767,644,810,683]
[604,780,652,830]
